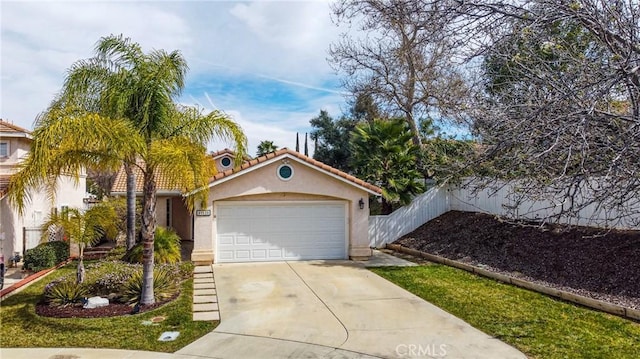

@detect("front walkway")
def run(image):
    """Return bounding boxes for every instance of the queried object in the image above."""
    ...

[192,265,219,321]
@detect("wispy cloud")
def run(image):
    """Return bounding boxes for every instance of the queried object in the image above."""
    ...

[190,57,344,95]
[1,0,347,157]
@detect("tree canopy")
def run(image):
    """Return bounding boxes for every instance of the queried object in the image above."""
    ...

[331,0,640,225]
[8,35,247,304]
[350,118,425,214]
[329,0,468,144]
[309,110,359,172]
[256,140,279,157]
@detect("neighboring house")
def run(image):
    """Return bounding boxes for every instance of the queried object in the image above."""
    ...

[0,120,87,260]
[112,148,381,264]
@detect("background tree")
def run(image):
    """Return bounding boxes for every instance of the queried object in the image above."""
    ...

[86,168,117,200]
[329,0,468,145]
[420,137,475,184]
[256,140,279,157]
[8,36,247,305]
[350,93,381,123]
[350,118,425,214]
[309,110,359,172]
[450,0,640,225]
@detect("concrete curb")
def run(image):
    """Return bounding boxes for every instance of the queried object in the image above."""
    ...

[0,259,71,301]
[386,243,640,322]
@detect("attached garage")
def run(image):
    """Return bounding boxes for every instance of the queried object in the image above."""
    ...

[190,149,382,264]
[216,201,347,263]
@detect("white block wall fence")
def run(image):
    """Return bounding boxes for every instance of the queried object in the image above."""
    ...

[369,186,450,248]
[369,182,640,248]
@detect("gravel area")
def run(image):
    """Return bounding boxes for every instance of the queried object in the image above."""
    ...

[394,211,640,310]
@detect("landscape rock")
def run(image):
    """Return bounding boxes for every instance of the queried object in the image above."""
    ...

[83,296,109,309]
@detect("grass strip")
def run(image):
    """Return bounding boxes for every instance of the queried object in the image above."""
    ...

[371,264,640,359]
[0,264,216,352]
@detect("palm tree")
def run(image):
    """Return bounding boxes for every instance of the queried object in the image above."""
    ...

[256,140,279,156]
[350,118,425,214]
[8,35,247,305]
[41,203,119,283]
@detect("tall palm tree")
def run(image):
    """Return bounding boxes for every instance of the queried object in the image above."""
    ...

[350,118,425,214]
[8,35,247,305]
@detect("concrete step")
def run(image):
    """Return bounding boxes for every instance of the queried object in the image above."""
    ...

[193,311,220,321]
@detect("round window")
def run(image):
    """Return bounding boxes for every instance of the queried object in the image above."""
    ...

[277,164,294,181]
[220,157,232,168]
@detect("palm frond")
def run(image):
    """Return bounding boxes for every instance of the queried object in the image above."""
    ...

[7,111,143,214]
[148,137,217,212]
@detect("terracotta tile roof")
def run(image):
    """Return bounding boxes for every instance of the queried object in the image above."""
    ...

[210,148,382,194]
[0,120,31,135]
[210,148,235,158]
[111,160,181,194]
[210,148,251,161]
[0,175,11,199]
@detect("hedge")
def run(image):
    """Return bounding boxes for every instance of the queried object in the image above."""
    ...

[23,241,69,272]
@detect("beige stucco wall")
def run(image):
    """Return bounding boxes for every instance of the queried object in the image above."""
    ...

[155,195,193,241]
[191,158,373,264]
[0,134,86,259]
[1,177,86,259]
[213,154,235,173]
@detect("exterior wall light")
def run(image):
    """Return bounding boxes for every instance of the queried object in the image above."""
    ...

[358,198,365,210]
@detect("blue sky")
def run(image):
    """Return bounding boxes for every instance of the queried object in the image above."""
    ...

[1,0,348,155]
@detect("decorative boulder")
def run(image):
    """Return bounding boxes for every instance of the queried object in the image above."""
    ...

[83,296,109,309]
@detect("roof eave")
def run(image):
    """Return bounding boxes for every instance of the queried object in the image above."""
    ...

[186,152,382,197]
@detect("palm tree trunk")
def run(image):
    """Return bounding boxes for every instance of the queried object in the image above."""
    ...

[140,168,157,305]
[125,163,136,250]
[77,257,86,284]
[77,244,85,284]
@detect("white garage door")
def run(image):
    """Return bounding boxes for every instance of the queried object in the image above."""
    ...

[216,201,347,263]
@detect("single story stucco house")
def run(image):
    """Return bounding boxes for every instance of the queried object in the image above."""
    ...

[112,148,381,264]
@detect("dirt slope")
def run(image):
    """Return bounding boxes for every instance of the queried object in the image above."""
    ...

[395,211,640,309]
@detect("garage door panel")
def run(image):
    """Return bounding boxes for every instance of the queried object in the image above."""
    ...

[216,201,347,263]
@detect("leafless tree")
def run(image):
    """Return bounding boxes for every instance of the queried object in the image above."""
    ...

[330,0,640,226]
[329,0,469,145]
[455,0,640,227]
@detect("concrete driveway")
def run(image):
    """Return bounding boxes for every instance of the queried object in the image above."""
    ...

[178,260,526,359]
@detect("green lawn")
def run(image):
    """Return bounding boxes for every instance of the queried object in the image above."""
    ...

[0,265,216,352]
[371,264,640,359]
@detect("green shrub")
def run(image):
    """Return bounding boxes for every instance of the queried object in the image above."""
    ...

[44,281,88,307]
[177,261,195,279]
[24,245,56,272]
[48,240,70,263]
[125,227,181,264]
[23,241,70,272]
[84,260,141,297]
[121,266,179,305]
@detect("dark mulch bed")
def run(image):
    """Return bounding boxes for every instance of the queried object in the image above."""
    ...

[35,295,177,318]
[395,211,640,309]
